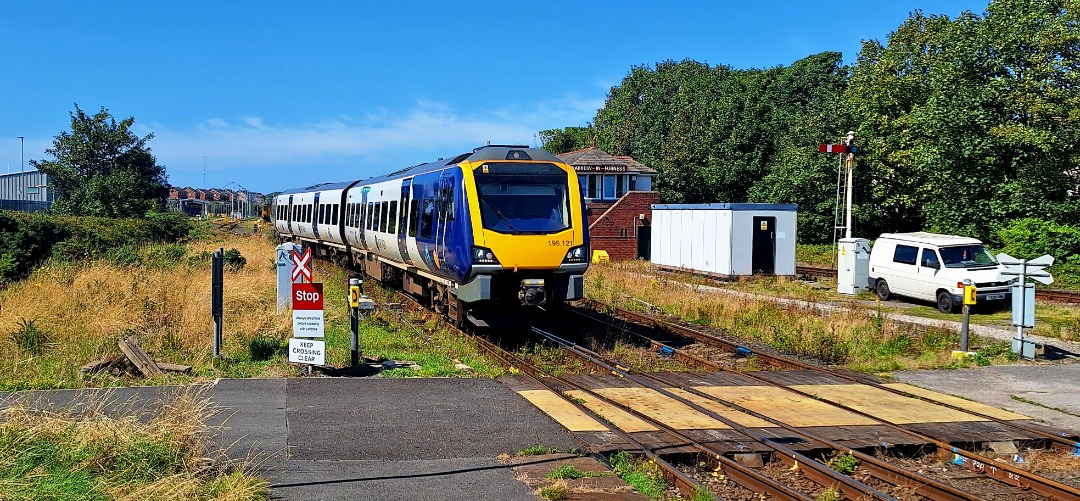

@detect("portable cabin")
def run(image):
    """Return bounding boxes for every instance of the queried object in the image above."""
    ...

[651,203,797,276]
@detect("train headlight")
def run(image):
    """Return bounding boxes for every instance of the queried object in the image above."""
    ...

[563,245,587,264]
[472,246,500,265]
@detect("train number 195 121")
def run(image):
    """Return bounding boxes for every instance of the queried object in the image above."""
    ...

[548,240,573,247]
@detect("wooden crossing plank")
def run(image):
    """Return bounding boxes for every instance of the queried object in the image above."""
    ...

[693,385,879,427]
[882,383,1030,421]
[792,384,992,424]
[516,389,608,432]
[565,389,658,432]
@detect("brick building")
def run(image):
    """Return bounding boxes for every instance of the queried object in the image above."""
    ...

[557,148,659,261]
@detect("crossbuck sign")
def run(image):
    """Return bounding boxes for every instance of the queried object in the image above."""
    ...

[291,248,313,282]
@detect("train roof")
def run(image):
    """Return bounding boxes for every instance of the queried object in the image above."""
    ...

[277,145,563,196]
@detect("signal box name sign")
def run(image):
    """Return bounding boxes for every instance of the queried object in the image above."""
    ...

[291,283,325,338]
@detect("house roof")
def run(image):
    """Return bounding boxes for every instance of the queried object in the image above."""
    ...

[556,148,657,174]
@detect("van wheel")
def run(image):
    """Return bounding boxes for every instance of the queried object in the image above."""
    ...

[936,291,956,313]
[875,280,891,301]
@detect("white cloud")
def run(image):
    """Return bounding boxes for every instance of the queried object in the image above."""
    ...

[139,94,603,191]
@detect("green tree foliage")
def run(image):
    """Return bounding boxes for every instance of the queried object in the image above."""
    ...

[539,126,595,155]
[555,0,1079,245]
[846,1,1080,242]
[31,104,169,217]
[591,54,849,241]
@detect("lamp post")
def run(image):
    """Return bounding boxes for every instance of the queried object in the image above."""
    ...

[16,136,24,204]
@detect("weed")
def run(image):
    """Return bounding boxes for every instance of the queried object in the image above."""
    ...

[538,483,570,501]
[825,453,859,475]
[546,465,606,480]
[248,334,283,361]
[223,248,246,271]
[518,444,560,456]
[10,319,50,356]
[816,488,842,501]
[608,451,668,498]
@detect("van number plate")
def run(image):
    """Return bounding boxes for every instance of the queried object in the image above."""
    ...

[987,294,1004,300]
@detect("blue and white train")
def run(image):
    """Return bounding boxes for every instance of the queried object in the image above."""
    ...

[273,145,589,325]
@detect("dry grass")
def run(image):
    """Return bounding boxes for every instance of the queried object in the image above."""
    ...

[0,231,290,389]
[0,386,267,500]
[585,261,1016,372]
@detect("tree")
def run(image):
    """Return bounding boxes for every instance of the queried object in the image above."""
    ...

[539,126,595,155]
[31,104,169,217]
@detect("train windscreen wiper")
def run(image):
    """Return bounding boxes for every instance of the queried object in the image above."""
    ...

[480,196,517,232]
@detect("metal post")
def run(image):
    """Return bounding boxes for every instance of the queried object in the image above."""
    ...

[843,131,855,239]
[1015,262,1027,357]
[211,247,224,358]
[349,277,361,367]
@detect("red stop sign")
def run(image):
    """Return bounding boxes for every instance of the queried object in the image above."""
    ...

[292,283,323,310]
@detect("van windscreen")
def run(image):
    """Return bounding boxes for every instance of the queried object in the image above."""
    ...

[939,245,997,268]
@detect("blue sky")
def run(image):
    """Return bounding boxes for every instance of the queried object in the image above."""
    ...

[2,1,988,194]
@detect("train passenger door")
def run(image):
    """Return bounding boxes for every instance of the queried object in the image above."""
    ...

[358,187,369,250]
[287,195,294,234]
[435,174,455,269]
[312,192,322,239]
[398,179,414,265]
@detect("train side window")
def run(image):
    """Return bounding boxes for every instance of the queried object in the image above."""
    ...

[350,203,357,227]
[308,204,313,223]
[373,202,381,231]
[384,200,393,234]
[366,202,373,230]
[332,204,339,225]
[408,199,419,237]
[388,201,398,234]
[420,198,435,239]
[317,205,324,224]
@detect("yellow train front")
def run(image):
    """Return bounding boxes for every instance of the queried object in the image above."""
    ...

[456,146,590,317]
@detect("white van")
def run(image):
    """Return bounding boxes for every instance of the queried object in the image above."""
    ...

[867,232,1012,313]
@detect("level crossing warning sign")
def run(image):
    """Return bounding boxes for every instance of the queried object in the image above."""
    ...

[291,282,324,338]
[291,248,312,282]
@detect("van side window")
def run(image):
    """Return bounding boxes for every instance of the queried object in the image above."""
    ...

[893,245,918,265]
[921,249,940,269]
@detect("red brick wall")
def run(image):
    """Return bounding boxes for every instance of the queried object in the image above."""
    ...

[586,191,660,261]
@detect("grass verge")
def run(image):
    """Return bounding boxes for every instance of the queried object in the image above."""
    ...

[0,223,503,390]
[0,386,267,500]
[586,260,1034,373]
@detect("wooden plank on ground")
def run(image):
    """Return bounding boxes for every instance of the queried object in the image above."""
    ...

[154,361,192,374]
[119,336,162,378]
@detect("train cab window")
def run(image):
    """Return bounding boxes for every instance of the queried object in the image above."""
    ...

[387,201,398,234]
[332,204,339,225]
[384,201,393,233]
[408,199,419,237]
[419,198,435,239]
[474,163,570,234]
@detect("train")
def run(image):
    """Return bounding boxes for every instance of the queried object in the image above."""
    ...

[272,145,590,326]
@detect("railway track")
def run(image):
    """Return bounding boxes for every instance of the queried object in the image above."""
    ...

[796,264,1080,304]
[375,281,1080,498]
[565,300,1080,499]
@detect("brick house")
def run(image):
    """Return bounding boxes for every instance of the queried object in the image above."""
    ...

[557,148,659,261]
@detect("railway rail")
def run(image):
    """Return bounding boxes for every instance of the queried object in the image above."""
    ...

[796,264,1080,304]
[571,300,1080,499]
